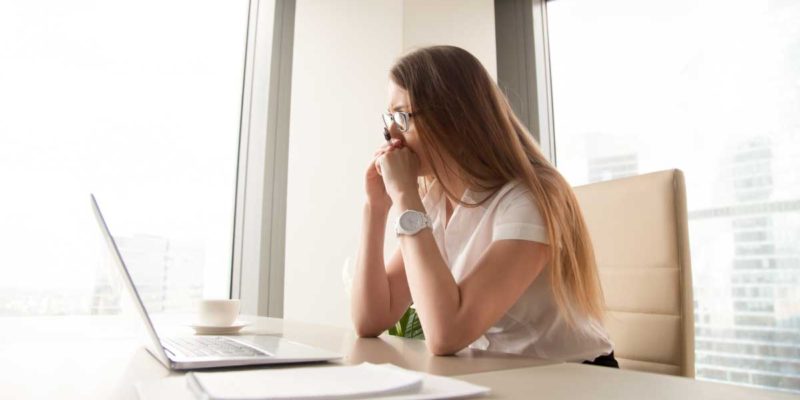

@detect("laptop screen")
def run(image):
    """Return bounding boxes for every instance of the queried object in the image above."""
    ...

[90,194,171,365]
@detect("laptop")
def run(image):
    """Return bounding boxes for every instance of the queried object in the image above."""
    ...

[90,194,342,370]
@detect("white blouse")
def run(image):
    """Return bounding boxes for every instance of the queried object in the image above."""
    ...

[420,179,614,361]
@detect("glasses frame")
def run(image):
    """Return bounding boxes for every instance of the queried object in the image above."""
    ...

[381,111,416,133]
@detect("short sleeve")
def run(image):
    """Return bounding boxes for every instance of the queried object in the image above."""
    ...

[492,186,549,244]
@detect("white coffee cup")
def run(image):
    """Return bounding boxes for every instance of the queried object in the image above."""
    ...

[198,299,240,326]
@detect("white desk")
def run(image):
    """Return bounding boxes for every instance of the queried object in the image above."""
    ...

[458,363,798,399]
[0,315,794,399]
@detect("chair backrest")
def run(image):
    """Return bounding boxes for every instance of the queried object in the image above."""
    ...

[573,169,695,377]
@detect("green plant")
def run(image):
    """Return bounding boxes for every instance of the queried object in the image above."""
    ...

[388,306,425,339]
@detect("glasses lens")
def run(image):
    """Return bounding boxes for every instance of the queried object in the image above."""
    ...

[382,113,393,130]
[394,112,408,132]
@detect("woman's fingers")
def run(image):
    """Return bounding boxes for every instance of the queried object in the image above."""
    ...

[373,143,392,156]
[374,154,385,176]
[373,141,405,157]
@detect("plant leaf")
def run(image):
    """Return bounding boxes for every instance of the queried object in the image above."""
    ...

[387,306,425,339]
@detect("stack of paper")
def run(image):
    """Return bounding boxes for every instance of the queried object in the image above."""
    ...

[188,363,422,399]
[136,363,490,400]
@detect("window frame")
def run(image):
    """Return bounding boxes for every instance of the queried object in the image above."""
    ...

[494,0,556,161]
[231,0,296,317]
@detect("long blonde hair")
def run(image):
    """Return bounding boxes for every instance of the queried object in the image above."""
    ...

[390,45,605,323]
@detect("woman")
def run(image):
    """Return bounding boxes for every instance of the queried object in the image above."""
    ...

[350,45,616,366]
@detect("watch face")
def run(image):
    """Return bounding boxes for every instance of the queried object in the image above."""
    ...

[400,211,424,232]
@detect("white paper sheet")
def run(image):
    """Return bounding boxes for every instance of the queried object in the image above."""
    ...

[135,363,490,400]
[188,363,422,400]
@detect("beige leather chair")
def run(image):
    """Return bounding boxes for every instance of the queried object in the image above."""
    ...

[573,169,695,377]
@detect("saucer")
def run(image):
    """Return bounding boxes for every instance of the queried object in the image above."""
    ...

[189,320,251,335]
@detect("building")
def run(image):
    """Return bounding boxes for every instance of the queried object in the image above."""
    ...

[90,234,204,315]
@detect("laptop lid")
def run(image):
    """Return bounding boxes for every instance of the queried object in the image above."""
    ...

[90,194,172,367]
[91,194,343,370]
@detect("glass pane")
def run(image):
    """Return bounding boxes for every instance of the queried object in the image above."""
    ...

[0,1,249,315]
[548,0,800,393]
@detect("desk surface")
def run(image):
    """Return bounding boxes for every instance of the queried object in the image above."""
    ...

[0,315,794,399]
[458,363,797,400]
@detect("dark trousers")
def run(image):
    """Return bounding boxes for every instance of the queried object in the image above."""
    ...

[582,351,620,368]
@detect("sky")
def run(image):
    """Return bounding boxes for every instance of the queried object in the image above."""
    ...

[549,0,800,207]
[0,0,250,297]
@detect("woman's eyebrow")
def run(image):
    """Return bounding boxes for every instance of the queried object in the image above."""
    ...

[388,104,408,111]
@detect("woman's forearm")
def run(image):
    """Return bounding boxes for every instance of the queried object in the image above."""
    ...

[351,203,392,336]
[395,193,463,352]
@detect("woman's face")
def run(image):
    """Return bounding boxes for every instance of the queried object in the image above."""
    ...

[386,80,431,176]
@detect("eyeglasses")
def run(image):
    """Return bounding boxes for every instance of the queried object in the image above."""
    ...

[381,111,415,133]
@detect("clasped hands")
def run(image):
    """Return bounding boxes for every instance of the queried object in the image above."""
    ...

[365,138,421,212]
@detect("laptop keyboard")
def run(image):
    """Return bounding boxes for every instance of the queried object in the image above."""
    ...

[162,336,269,358]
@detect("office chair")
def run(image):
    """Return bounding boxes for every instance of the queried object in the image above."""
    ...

[574,169,695,377]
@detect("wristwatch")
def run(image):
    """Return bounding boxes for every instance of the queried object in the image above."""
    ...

[395,209,432,236]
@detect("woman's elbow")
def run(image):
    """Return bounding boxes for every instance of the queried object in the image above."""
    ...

[352,318,387,338]
[354,325,384,338]
[425,334,465,356]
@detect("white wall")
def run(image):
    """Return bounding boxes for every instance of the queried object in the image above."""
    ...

[284,0,496,328]
[403,0,496,80]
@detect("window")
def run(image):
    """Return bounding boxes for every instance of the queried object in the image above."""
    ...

[547,0,800,393]
[0,1,250,315]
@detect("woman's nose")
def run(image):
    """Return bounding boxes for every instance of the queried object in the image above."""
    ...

[387,126,405,143]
